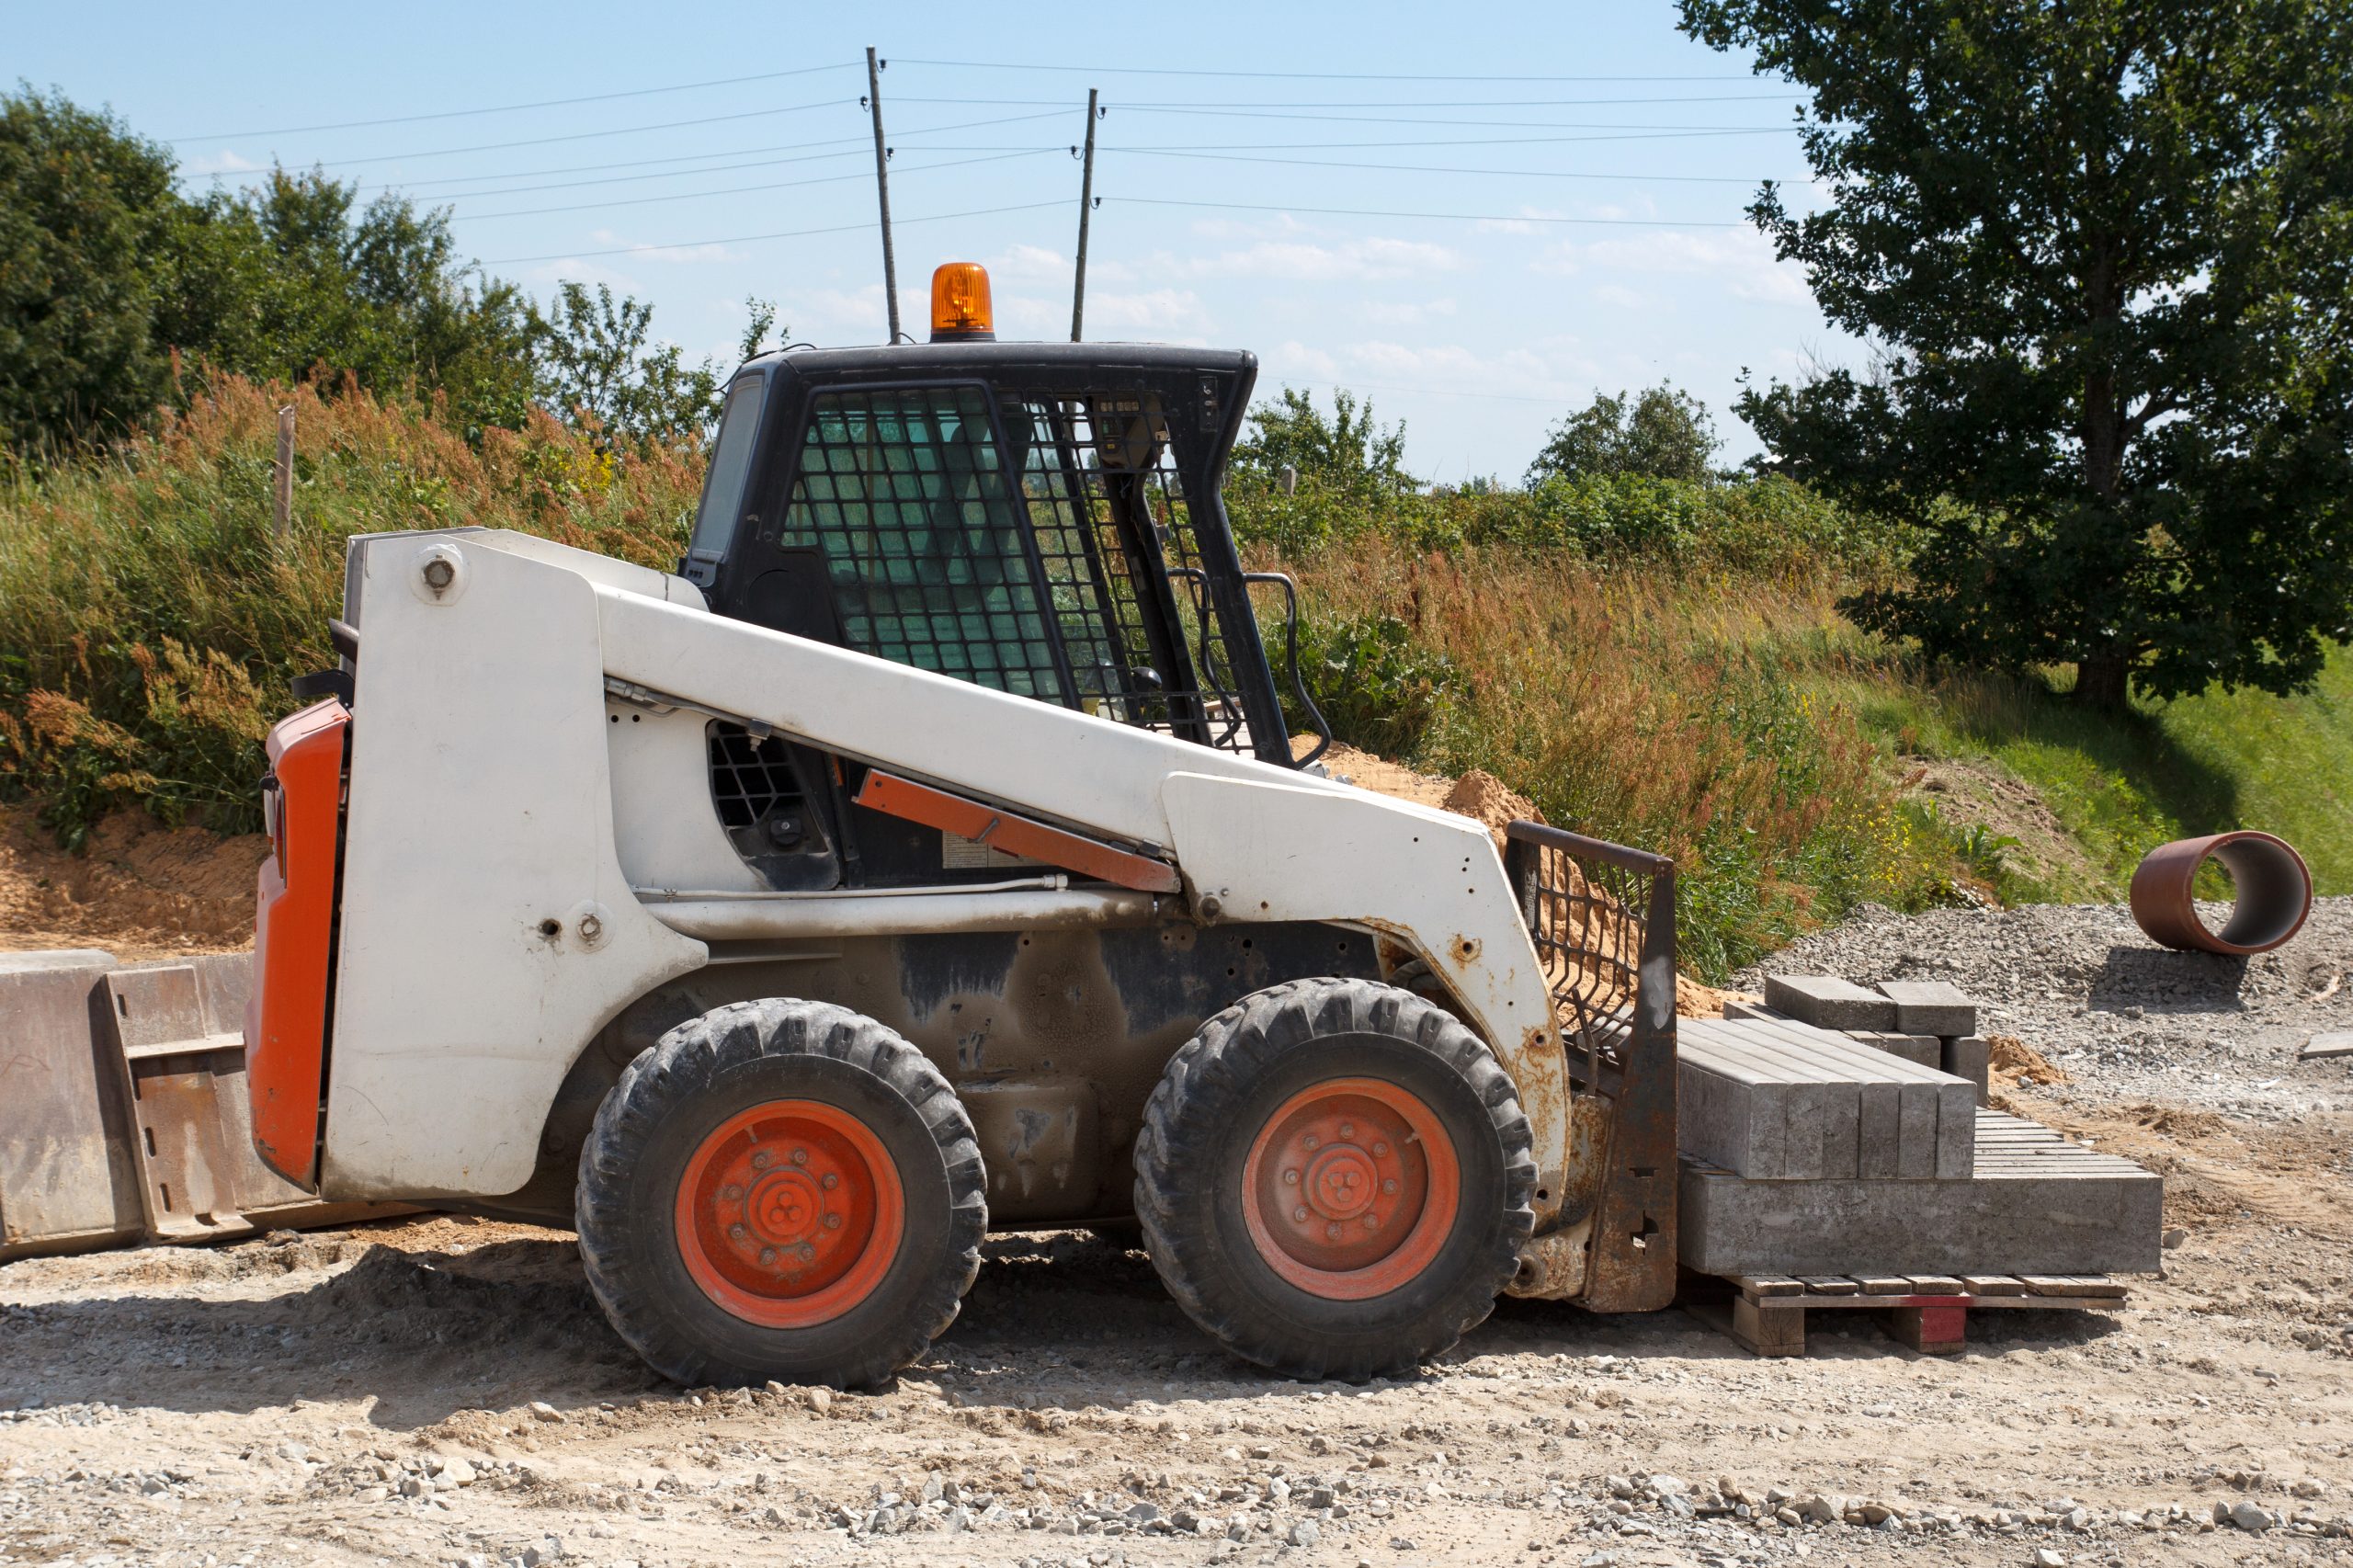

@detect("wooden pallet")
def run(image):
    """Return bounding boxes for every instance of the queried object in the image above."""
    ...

[1685,1271,2129,1357]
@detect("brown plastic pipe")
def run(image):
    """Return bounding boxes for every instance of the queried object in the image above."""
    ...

[2128,830,2312,955]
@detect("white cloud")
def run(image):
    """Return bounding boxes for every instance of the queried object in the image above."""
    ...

[988,243,1068,280]
[585,229,743,267]
[1183,235,1465,283]
[1539,226,1810,305]
[183,150,260,176]
[1359,297,1459,327]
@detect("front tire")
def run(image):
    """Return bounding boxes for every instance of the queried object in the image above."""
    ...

[1135,977,1535,1380]
[576,998,985,1389]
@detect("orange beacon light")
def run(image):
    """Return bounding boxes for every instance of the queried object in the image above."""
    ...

[929,262,995,342]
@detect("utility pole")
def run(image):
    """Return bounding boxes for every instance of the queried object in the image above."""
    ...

[1070,89,1100,343]
[864,47,901,343]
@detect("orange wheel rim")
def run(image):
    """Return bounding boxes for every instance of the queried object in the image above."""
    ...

[674,1099,904,1328]
[1240,1076,1460,1301]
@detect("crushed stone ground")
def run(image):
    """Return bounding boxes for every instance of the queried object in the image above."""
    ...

[7,902,2353,1567]
[1735,895,2353,1122]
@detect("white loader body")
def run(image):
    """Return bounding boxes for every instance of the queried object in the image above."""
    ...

[321,528,1572,1218]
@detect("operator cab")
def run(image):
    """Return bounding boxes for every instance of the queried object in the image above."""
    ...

[677,262,1326,892]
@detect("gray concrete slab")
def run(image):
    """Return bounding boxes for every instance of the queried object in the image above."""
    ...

[1677,1017,1974,1180]
[1680,1111,2164,1278]
[1764,974,1898,1032]
[2301,1032,2353,1062]
[1876,979,1978,1037]
[1849,1031,1943,1068]
[1943,1035,1992,1104]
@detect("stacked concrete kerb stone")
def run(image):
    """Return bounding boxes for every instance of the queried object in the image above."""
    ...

[1746,975,1992,1105]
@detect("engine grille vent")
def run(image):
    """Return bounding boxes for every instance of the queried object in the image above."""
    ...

[708,723,800,828]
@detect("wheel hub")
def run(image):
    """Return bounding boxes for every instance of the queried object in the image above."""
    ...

[674,1100,904,1328]
[1241,1077,1461,1300]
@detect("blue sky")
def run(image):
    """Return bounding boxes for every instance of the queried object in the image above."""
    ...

[13,2,1855,480]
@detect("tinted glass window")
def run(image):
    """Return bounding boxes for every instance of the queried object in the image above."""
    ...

[690,376,767,555]
[779,387,1070,702]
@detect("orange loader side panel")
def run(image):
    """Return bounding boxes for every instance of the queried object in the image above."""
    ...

[245,698,350,1188]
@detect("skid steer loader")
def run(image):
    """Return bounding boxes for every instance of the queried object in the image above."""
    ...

[244,263,1677,1389]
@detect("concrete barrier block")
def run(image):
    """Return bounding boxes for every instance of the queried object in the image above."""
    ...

[1943,1035,1992,1105]
[1680,1110,2164,1278]
[1763,974,1897,1032]
[1877,979,1978,1037]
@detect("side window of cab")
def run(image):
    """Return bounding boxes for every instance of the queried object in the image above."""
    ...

[682,373,767,586]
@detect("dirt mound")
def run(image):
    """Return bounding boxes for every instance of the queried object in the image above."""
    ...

[0,803,263,959]
[1302,738,1722,1018]
[1986,1031,2071,1086]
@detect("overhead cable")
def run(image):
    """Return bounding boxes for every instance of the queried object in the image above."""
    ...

[165,62,860,142]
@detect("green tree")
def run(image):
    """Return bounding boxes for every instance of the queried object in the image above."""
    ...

[537,280,740,448]
[1233,387,1414,495]
[1528,383,1720,483]
[163,169,540,434]
[1680,0,2353,706]
[0,90,182,455]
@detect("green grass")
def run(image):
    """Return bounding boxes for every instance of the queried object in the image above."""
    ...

[3,371,2340,976]
[1819,644,2350,901]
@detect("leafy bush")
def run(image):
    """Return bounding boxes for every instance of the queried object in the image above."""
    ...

[0,373,703,839]
[1283,610,1461,758]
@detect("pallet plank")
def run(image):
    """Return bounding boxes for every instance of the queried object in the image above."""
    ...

[1732,1274,1805,1298]
[1800,1276,1859,1295]
[1857,1276,1913,1295]
[1960,1275,2025,1295]
[1904,1275,1965,1293]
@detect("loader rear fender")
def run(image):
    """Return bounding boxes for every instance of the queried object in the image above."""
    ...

[246,698,351,1188]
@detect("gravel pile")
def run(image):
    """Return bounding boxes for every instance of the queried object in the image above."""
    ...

[1733,895,2353,1119]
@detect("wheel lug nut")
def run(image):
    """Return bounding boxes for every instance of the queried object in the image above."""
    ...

[824,1213,842,1230]
[1372,1141,1390,1156]
[729,1223,747,1240]
[1292,1207,1309,1222]
[721,1184,743,1200]
[799,1243,816,1260]
[822,1172,839,1189]
[790,1148,810,1166]
[1302,1134,1318,1151]
[750,1152,770,1169]
[1383,1178,1398,1193]
[1324,1221,1342,1241]
[1283,1169,1300,1186]
[1338,1122,1355,1140]
[1364,1213,1381,1230]
[759,1247,776,1265]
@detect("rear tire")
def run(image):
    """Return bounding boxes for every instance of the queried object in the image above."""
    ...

[576,998,984,1389]
[1134,977,1535,1380]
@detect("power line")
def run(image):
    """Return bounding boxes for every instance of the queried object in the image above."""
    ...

[892,93,1805,108]
[459,149,1057,222]
[893,58,1758,83]
[176,109,1072,195]
[177,95,861,173]
[166,61,860,142]
[1113,196,1745,228]
[1106,108,1797,131]
[483,199,1068,265]
[1105,147,1788,184]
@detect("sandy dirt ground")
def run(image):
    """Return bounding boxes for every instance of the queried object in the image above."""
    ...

[6,1028,2352,1568]
[6,788,2351,1567]
[0,806,264,960]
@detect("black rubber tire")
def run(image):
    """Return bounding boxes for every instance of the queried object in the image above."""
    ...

[576,997,984,1389]
[1134,977,1536,1381]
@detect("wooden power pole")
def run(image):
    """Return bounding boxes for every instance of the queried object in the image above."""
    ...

[865,48,901,344]
[1070,89,1100,343]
